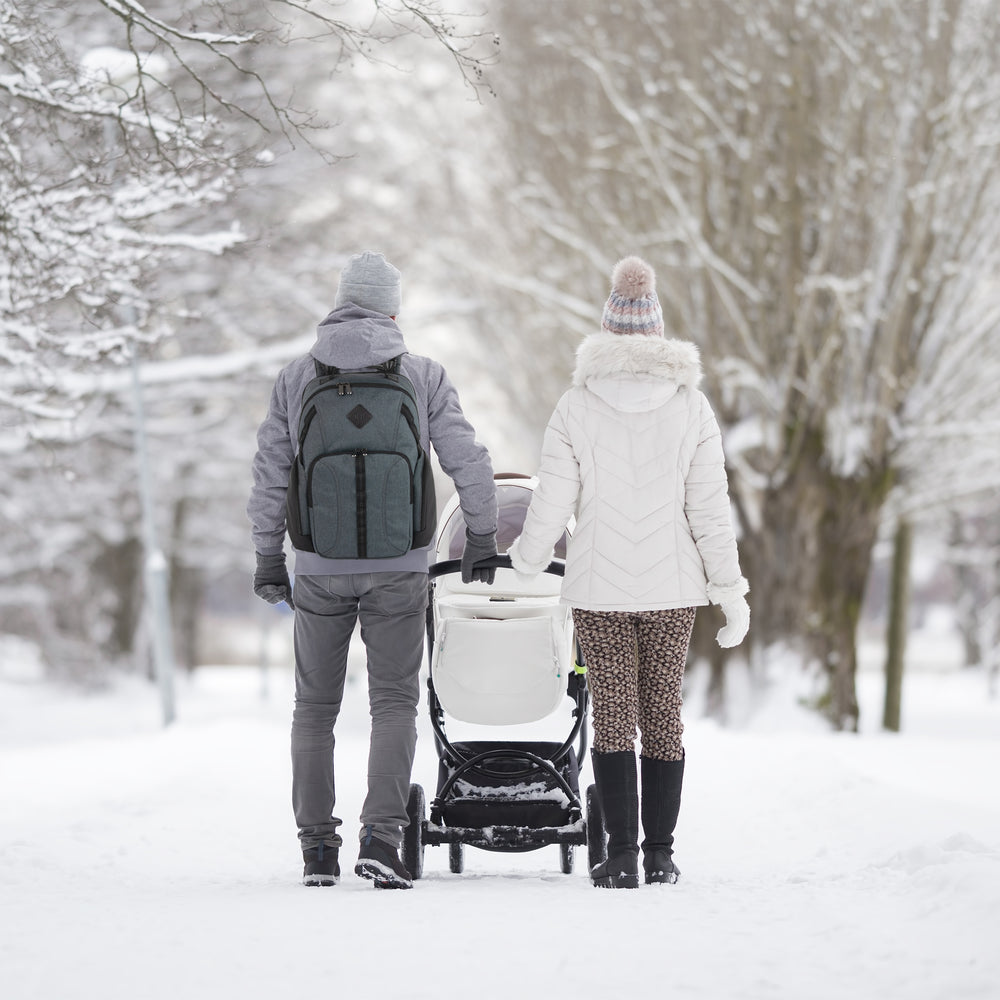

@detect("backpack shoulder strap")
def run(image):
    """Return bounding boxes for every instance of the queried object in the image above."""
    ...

[314,357,339,378]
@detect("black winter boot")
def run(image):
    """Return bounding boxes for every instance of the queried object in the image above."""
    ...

[302,842,340,886]
[354,826,413,889]
[590,750,640,889]
[640,754,684,885]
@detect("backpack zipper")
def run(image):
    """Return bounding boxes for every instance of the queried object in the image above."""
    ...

[355,451,367,558]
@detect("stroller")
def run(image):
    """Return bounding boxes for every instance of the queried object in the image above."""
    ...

[402,474,605,878]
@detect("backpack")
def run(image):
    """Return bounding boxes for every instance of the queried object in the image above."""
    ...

[286,356,436,559]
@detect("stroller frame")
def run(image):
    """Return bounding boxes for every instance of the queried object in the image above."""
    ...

[404,554,602,877]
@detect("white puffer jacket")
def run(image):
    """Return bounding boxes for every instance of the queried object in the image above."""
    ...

[509,332,747,611]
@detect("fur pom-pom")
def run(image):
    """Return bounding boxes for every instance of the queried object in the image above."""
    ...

[611,256,656,298]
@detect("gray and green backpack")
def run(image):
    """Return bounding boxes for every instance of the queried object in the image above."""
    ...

[286,356,436,558]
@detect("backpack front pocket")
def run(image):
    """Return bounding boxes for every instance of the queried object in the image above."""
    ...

[307,451,413,559]
[361,451,414,558]
[307,453,354,558]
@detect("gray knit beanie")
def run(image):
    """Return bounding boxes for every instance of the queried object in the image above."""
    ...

[334,251,401,316]
[601,256,664,337]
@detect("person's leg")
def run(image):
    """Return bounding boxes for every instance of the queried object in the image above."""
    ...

[572,608,640,888]
[635,607,696,884]
[290,575,358,856]
[572,608,639,754]
[635,607,695,762]
[355,571,428,849]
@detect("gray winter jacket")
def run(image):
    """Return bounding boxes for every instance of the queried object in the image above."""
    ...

[247,305,497,574]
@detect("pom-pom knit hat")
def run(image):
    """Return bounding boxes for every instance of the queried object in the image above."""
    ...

[334,250,402,316]
[600,256,664,337]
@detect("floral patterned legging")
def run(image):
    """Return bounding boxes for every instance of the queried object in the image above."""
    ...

[572,607,697,762]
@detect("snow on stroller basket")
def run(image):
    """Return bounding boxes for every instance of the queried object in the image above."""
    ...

[402,474,607,879]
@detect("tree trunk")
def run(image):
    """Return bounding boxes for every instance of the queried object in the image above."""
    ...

[882,518,913,732]
[812,468,893,732]
[738,423,893,731]
[93,535,144,663]
[168,469,203,672]
[948,512,984,669]
[170,563,204,673]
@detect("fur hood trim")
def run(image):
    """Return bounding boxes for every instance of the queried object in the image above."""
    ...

[572,332,702,389]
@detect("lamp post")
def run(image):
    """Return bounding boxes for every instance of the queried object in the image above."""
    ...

[130,343,176,726]
[85,46,176,725]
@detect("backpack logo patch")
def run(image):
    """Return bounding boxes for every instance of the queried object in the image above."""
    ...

[347,404,373,429]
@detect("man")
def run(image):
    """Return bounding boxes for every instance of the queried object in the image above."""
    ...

[248,250,497,888]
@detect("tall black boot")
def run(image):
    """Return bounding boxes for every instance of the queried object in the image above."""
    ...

[640,754,684,884]
[590,750,639,889]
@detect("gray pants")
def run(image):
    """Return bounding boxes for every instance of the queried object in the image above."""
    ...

[290,572,428,852]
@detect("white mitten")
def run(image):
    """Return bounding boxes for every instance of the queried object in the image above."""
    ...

[716,597,750,648]
[508,536,550,582]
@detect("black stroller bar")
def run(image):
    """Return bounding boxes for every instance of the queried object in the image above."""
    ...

[428,553,565,580]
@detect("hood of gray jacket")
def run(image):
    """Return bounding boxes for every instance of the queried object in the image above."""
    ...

[311,305,407,369]
[572,332,703,412]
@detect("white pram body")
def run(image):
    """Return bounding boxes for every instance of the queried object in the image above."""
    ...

[430,476,573,727]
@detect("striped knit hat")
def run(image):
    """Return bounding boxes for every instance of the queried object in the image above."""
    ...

[600,256,664,337]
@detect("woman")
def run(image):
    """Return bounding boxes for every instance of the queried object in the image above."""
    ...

[509,256,749,889]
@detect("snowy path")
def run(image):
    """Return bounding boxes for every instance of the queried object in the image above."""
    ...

[1,661,998,1000]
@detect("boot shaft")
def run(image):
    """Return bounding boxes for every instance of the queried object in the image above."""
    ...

[640,754,684,855]
[591,749,639,863]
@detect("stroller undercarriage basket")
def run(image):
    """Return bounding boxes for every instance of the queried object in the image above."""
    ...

[428,740,583,848]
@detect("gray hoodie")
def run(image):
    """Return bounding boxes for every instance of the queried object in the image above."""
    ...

[247,305,497,574]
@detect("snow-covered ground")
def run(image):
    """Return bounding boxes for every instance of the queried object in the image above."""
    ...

[1,626,998,1000]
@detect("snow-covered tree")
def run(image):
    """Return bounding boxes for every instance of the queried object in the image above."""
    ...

[487,0,1000,728]
[0,0,497,677]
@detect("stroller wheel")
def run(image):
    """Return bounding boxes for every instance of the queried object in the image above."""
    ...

[559,843,575,875]
[403,783,426,880]
[586,784,607,871]
[448,841,465,874]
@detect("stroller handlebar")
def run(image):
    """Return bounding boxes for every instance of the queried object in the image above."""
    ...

[428,554,565,579]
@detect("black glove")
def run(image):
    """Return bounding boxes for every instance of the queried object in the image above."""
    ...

[461,529,497,585]
[253,552,294,608]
